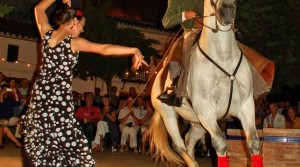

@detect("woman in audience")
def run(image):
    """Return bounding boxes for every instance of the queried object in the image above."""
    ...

[0,84,22,148]
[140,98,154,154]
[0,126,23,148]
[286,106,300,129]
[0,84,21,126]
[93,95,119,152]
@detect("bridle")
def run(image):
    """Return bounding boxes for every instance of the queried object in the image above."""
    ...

[193,0,236,33]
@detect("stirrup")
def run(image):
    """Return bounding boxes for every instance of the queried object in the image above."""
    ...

[157,90,169,101]
[158,91,183,107]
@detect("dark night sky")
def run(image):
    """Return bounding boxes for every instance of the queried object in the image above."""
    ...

[0,0,167,25]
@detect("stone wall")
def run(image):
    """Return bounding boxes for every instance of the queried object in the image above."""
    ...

[227,128,300,167]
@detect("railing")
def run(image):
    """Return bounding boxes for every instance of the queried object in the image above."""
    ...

[122,69,149,83]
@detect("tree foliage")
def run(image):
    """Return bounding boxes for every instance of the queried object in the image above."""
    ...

[0,4,13,17]
[236,0,300,96]
[73,1,159,93]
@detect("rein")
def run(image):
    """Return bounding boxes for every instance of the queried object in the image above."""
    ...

[196,42,243,118]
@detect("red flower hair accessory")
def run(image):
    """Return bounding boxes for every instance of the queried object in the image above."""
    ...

[76,10,83,17]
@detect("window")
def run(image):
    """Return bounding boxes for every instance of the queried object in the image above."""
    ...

[7,45,19,62]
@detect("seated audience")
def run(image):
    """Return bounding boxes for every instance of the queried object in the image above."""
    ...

[281,100,291,118]
[263,102,286,128]
[72,91,81,110]
[128,87,137,98]
[139,98,154,154]
[75,93,101,148]
[255,99,265,129]
[14,79,30,139]
[116,96,127,115]
[94,87,103,108]
[0,84,21,126]
[81,92,89,106]
[0,72,7,87]
[0,126,22,148]
[93,95,119,152]
[0,84,22,148]
[109,86,119,108]
[135,96,146,117]
[285,106,300,129]
[118,95,140,153]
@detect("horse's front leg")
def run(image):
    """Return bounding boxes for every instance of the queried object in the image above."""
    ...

[193,103,229,167]
[238,97,263,167]
[185,122,206,160]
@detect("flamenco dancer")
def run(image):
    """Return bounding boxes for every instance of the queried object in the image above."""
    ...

[22,0,147,166]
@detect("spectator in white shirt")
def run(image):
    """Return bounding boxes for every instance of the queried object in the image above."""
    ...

[263,102,286,128]
[118,95,140,153]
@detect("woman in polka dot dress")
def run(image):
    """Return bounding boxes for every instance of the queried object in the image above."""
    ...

[22,0,147,166]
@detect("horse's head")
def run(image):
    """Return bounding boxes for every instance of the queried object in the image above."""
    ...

[211,0,236,26]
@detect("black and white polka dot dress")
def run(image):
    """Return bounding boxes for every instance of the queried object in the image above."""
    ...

[23,30,96,167]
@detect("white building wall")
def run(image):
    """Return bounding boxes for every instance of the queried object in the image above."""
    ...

[0,35,38,80]
[72,76,147,96]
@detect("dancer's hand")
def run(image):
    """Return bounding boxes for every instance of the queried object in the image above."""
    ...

[62,0,71,7]
[131,49,148,72]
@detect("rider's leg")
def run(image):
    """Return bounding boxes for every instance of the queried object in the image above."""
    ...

[157,32,183,104]
[158,61,187,107]
[158,30,201,107]
[158,61,181,97]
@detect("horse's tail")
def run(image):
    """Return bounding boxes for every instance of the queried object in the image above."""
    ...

[149,111,185,167]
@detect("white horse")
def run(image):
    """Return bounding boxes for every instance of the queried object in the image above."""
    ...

[149,0,263,167]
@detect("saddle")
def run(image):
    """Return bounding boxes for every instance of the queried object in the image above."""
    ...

[238,42,275,98]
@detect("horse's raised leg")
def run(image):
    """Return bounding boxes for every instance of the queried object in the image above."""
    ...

[185,122,206,160]
[160,106,198,167]
[151,69,198,167]
[238,97,263,167]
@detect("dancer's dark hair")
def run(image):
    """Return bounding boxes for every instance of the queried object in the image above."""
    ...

[53,9,83,26]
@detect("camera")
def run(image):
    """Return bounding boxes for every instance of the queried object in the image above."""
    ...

[6,88,12,92]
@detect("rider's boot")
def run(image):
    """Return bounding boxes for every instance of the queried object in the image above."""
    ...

[158,75,183,107]
[158,71,186,107]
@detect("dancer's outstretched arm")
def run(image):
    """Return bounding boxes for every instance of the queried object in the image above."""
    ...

[71,38,147,70]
